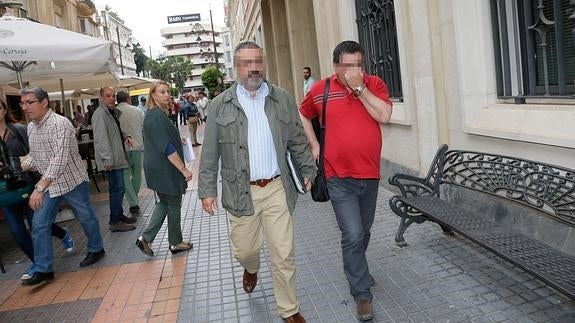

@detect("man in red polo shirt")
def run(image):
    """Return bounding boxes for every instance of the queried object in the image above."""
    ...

[299,40,393,321]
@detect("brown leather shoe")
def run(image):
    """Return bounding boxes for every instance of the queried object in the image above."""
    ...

[110,222,136,232]
[242,269,257,293]
[283,312,306,323]
[357,299,374,321]
[136,236,154,256]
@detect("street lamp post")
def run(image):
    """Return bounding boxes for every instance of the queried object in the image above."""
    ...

[116,26,124,75]
[209,8,224,90]
[209,9,219,72]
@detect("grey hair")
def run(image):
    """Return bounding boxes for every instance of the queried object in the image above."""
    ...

[20,86,49,102]
[233,41,262,58]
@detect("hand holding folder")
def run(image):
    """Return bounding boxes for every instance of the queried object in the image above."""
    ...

[286,151,306,194]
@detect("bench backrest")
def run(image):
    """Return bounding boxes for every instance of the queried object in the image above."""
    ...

[439,148,575,226]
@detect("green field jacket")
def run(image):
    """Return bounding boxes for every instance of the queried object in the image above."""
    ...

[198,82,316,216]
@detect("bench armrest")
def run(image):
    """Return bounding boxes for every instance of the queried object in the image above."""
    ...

[388,173,436,197]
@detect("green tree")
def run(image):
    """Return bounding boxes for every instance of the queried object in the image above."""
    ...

[201,65,225,98]
[148,55,170,82]
[130,43,148,77]
[168,56,194,93]
[147,55,193,92]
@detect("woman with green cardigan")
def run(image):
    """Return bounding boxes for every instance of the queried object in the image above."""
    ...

[136,81,193,256]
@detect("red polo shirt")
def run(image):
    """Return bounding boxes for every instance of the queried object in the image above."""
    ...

[299,74,392,179]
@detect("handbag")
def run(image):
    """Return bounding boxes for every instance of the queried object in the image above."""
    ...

[311,77,331,202]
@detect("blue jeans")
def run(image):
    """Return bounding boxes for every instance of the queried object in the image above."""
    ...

[32,182,104,273]
[327,177,379,301]
[2,201,66,261]
[107,169,125,224]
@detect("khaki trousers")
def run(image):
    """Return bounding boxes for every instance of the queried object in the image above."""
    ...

[187,116,199,144]
[228,178,299,318]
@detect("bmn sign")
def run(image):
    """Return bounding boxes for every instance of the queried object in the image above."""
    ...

[167,14,201,24]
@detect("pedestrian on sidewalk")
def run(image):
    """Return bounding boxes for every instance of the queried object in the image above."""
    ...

[169,98,179,127]
[299,40,393,321]
[198,41,316,323]
[185,95,201,147]
[302,66,315,96]
[116,91,144,215]
[136,81,193,257]
[137,97,147,115]
[196,91,209,123]
[19,87,106,286]
[92,87,137,232]
[178,96,187,125]
[0,98,74,281]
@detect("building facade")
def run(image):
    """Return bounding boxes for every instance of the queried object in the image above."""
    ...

[98,8,137,76]
[227,0,575,179]
[221,28,234,83]
[1,0,99,36]
[161,22,228,91]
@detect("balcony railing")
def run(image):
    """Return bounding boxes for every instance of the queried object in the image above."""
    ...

[77,0,96,16]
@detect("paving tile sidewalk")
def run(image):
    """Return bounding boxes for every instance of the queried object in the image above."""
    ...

[0,123,573,322]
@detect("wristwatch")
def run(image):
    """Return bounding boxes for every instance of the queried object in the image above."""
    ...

[35,185,46,193]
[354,85,366,96]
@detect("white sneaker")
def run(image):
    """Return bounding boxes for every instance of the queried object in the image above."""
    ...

[20,263,36,281]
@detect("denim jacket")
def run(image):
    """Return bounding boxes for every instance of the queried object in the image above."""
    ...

[198,82,316,216]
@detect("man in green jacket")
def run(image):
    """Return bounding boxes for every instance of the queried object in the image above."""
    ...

[198,41,315,323]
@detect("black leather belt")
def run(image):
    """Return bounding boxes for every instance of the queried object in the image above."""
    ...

[250,175,280,187]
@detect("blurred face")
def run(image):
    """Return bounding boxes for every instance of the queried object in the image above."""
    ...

[235,47,266,91]
[21,93,49,122]
[100,88,116,109]
[303,68,311,80]
[334,52,364,81]
[151,84,171,108]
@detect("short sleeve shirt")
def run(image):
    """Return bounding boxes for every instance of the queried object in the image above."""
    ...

[299,73,392,179]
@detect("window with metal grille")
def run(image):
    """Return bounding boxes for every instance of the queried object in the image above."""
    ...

[355,0,403,100]
[491,0,575,99]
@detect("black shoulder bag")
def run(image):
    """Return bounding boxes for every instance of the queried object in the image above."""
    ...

[311,78,331,202]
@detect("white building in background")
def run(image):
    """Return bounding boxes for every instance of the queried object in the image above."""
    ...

[98,8,137,76]
[222,0,234,82]
[161,22,229,91]
[221,28,234,83]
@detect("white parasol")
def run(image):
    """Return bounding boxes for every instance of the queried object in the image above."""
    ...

[0,13,116,98]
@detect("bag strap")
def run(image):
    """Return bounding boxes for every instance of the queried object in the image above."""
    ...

[318,77,330,172]
[6,123,29,154]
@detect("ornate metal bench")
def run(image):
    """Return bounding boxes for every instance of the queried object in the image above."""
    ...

[388,144,575,299]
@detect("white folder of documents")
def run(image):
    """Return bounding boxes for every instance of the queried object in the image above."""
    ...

[183,137,196,162]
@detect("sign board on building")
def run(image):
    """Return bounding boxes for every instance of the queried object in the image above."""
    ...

[167,14,201,24]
